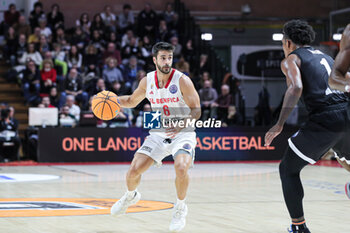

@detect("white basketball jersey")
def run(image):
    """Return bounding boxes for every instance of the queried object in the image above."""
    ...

[145,68,191,137]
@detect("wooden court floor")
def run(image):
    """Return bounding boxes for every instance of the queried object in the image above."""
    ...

[0,162,349,233]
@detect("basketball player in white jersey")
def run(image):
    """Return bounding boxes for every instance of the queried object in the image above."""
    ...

[110,42,201,232]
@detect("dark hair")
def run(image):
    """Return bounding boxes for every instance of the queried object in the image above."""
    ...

[34,2,43,9]
[283,20,315,45]
[123,4,131,10]
[152,42,174,57]
[1,108,10,119]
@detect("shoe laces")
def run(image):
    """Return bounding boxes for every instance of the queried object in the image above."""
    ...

[173,205,185,219]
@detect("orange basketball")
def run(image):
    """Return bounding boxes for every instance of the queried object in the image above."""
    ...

[91,90,120,120]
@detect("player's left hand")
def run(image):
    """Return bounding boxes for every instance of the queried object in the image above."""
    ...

[264,124,283,147]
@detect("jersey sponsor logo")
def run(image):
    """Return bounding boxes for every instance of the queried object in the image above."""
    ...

[149,90,154,95]
[143,111,161,129]
[149,97,180,105]
[169,84,178,94]
[0,198,173,217]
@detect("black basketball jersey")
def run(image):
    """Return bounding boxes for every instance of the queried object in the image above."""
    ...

[290,47,348,114]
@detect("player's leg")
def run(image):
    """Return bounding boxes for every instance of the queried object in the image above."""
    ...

[111,152,154,216]
[169,150,193,232]
[279,147,310,233]
[126,152,154,191]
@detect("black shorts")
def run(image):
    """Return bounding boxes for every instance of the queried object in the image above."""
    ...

[289,103,350,164]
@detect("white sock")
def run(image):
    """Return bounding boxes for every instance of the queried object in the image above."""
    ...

[176,198,185,206]
[126,189,136,199]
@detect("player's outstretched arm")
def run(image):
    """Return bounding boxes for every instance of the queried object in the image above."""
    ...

[265,55,303,146]
[329,24,350,92]
[180,75,201,121]
[118,77,147,108]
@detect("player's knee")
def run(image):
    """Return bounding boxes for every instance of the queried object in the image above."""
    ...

[175,163,188,178]
[279,160,287,179]
[127,166,142,179]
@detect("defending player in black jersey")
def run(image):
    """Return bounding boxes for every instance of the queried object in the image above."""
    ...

[265,20,350,233]
[328,24,350,198]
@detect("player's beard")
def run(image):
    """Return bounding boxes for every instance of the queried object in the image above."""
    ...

[156,62,171,74]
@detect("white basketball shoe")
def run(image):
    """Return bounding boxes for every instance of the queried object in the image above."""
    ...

[110,191,141,216]
[169,202,188,232]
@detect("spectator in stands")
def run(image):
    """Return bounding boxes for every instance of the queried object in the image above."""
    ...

[198,71,212,89]
[156,20,171,42]
[183,39,195,71]
[111,81,128,96]
[121,37,141,62]
[90,14,105,35]
[0,108,20,162]
[137,3,158,38]
[107,31,121,50]
[131,70,146,92]
[64,68,88,110]
[170,36,182,62]
[37,34,52,55]
[84,45,100,70]
[88,78,106,96]
[135,103,151,127]
[3,27,17,65]
[41,96,55,108]
[40,59,57,94]
[22,60,41,104]
[121,29,138,48]
[66,45,83,70]
[4,4,20,27]
[13,15,31,38]
[140,35,153,65]
[53,26,66,45]
[168,13,180,35]
[175,55,190,75]
[59,105,77,127]
[28,27,41,44]
[38,17,52,39]
[199,80,217,120]
[211,84,232,121]
[162,3,175,25]
[8,106,18,130]
[14,34,27,65]
[41,51,67,88]
[119,4,134,33]
[109,107,131,128]
[222,106,243,126]
[70,27,88,50]
[65,95,81,121]
[103,57,123,89]
[76,13,91,35]
[100,5,116,33]
[29,2,45,29]
[49,86,66,109]
[122,56,142,90]
[102,42,122,65]
[198,54,210,75]
[47,4,64,30]
[51,43,65,61]
[89,30,106,53]
[18,43,43,66]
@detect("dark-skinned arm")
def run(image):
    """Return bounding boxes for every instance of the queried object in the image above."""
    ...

[265,54,303,146]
